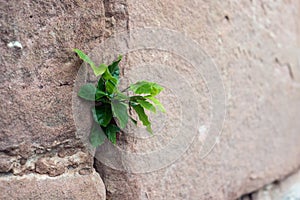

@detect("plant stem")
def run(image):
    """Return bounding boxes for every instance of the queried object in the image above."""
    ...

[121,86,130,93]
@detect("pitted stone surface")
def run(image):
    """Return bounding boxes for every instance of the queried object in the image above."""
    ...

[0,0,108,174]
[94,0,300,199]
[0,171,106,200]
[2,0,300,199]
[251,170,300,200]
[0,0,128,173]
[0,0,129,199]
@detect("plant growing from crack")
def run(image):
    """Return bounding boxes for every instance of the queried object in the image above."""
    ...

[74,49,166,147]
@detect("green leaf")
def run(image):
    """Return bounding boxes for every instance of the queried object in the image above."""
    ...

[78,83,97,101]
[90,123,106,147]
[95,97,110,104]
[145,96,166,113]
[101,68,119,94]
[102,68,115,80]
[97,77,106,91]
[91,104,112,127]
[130,81,150,94]
[73,49,107,77]
[132,104,152,133]
[130,81,164,96]
[106,78,118,94]
[73,49,95,69]
[105,124,120,144]
[108,55,122,79]
[130,95,146,102]
[137,99,156,113]
[115,92,129,101]
[93,63,108,77]
[95,89,107,100]
[111,100,128,129]
[73,49,108,76]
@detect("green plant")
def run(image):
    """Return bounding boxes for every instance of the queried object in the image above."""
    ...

[74,49,166,147]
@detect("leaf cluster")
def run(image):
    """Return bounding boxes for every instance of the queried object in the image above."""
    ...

[74,49,165,146]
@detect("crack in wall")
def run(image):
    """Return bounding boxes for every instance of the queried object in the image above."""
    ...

[0,141,93,177]
[237,165,300,200]
[92,0,133,199]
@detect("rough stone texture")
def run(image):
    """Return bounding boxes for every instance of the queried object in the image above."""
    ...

[0,171,106,200]
[251,170,300,200]
[2,0,300,199]
[0,0,128,199]
[0,0,111,175]
[0,0,128,167]
[94,0,300,199]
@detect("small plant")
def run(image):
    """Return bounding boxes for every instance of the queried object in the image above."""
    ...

[74,49,166,147]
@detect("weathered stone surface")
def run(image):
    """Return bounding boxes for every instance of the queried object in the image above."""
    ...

[94,0,300,199]
[252,170,300,200]
[0,0,128,175]
[0,0,112,174]
[0,171,106,200]
[2,0,300,199]
[0,154,14,173]
[0,0,131,198]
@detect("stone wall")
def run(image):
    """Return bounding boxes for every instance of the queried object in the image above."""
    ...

[95,0,300,199]
[1,0,300,199]
[0,0,128,199]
